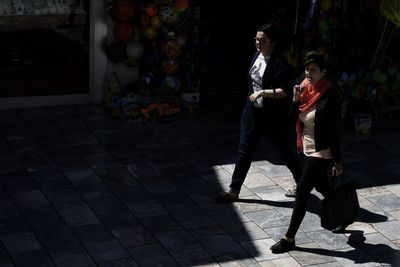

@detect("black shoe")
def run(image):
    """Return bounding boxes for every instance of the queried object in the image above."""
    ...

[331,225,348,234]
[214,191,238,203]
[270,238,295,254]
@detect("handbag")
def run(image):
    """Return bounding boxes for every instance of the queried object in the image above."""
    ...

[320,175,360,231]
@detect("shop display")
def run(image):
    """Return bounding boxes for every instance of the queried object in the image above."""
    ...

[104,0,205,120]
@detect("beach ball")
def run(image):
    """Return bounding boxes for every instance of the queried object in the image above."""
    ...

[111,0,136,21]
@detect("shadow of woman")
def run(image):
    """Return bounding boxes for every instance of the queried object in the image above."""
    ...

[236,193,388,224]
[294,231,400,266]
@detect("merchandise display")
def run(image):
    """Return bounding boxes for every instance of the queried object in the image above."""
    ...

[104,0,206,121]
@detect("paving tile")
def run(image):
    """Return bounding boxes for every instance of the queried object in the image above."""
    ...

[96,167,138,186]
[11,249,55,267]
[125,198,167,218]
[139,214,182,234]
[199,234,249,257]
[264,226,312,245]
[155,230,200,252]
[169,246,216,266]
[136,176,179,195]
[126,159,163,178]
[259,256,301,266]
[224,221,269,242]
[84,240,129,262]
[289,242,337,266]
[252,186,293,202]
[307,230,351,250]
[111,226,157,247]
[246,209,289,229]
[241,238,288,261]
[1,233,42,253]
[35,226,96,267]
[367,194,400,212]
[97,258,138,267]
[372,220,400,241]
[128,244,176,266]
[63,168,103,185]
[334,246,380,267]
[208,206,252,226]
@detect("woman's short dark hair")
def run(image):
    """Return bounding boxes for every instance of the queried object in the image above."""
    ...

[303,51,328,71]
[257,23,279,44]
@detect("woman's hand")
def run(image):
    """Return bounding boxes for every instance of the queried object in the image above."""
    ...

[293,85,303,102]
[249,90,264,102]
[332,162,343,176]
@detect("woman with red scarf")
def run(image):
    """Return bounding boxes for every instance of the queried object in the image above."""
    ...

[270,51,343,253]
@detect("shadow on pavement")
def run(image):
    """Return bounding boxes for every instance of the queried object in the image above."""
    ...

[295,231,400,266]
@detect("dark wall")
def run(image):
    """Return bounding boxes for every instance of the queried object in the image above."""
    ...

[199,2,297,104]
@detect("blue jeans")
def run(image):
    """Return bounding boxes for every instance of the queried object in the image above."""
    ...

[229,107,302,192]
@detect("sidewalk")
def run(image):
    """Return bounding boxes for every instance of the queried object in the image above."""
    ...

[0,104,399,267]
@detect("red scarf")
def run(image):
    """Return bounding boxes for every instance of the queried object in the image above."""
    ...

[295,77,330,151]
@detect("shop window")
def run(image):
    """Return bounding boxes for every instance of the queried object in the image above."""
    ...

[0,0,89,98]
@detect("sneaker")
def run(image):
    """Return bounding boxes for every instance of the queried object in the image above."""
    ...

[285,184,297,198]
[270,238,295,254]
[331,224,348,234]
[214,191,239,203]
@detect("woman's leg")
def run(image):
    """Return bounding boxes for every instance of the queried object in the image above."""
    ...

[229,109,264,193]
[285,157,329,238]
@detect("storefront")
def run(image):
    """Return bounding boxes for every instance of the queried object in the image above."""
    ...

[1,0,399,120]
[0,0,107,109]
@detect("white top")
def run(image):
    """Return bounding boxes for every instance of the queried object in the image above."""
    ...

[249,54,269,108]
[299,105,332,159]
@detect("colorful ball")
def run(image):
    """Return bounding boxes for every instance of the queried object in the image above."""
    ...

[162,39,181,60]
[143,26,157,40]
[139,14,150,27]
[162,60,179,74]
[175,0,188,12]
[126,41,144,60]
[162,75,181,93]
[160,6,178,23]
[113,21,134,42]
[111,0,136,21]
[150,16,161,28]
[144,3,158,17]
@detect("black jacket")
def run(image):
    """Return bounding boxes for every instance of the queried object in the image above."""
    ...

[241,51,293,130]
[292,87,343,163]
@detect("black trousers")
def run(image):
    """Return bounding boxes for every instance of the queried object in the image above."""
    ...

[285,156,331,238]
[229,107,302,192]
